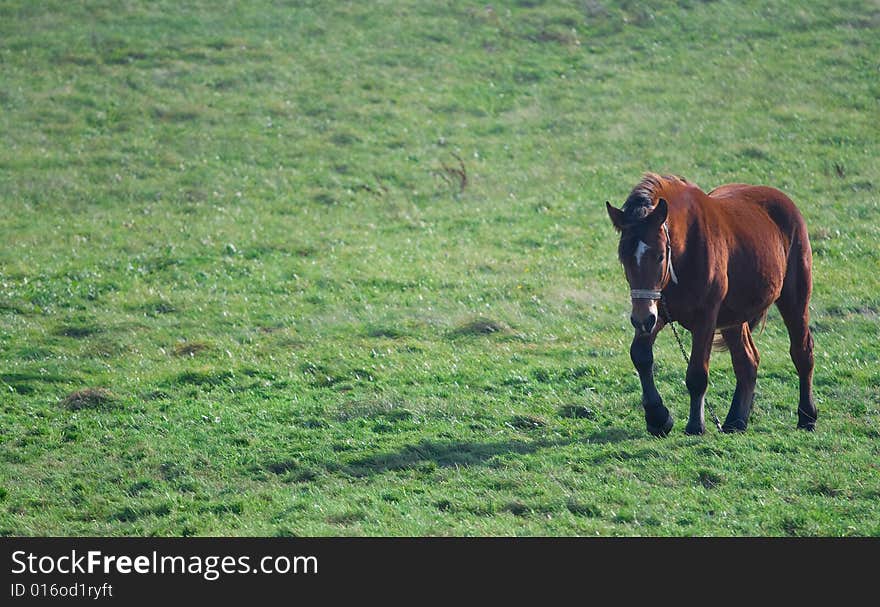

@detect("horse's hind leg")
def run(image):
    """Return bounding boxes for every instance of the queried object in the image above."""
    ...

[776,237,817,430]
[720,323,760,432]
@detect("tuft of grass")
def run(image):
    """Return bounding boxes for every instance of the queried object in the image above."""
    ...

[172,341,211,357]
[566,500,602,518]
[60,388,117,411]
[508,415,547,430]
[365,324,406,339]
[170,369,233,386]
[56,325,102,338]
[558,404,597,419]
[265,460,298,475]
[697,470,723,490]
[450,317,510,336]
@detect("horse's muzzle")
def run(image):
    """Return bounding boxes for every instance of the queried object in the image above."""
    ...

[631,312,657,334]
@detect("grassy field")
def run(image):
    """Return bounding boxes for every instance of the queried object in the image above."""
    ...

[1,0,878,536]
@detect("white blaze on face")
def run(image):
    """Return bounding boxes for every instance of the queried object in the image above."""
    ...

[634,241,650,267]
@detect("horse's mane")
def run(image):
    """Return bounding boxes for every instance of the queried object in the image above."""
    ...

[622,173,690,222]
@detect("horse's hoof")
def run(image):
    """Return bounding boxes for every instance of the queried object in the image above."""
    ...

[721,420,747,433]
[797,422,816,431]
[684,421,705,436]
[647,413,674,437]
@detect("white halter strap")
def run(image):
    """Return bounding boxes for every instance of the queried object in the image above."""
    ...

[630,222,677,300]
[630,289,663,300]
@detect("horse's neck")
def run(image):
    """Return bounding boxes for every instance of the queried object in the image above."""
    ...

[668,200,709,280]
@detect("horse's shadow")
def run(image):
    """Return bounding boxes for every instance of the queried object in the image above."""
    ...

[338,427,641,478]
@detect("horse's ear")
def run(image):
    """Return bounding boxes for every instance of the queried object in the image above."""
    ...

[606,201,625,232]
[649,198,668,227]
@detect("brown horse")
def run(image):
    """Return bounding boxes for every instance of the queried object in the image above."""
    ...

[605,173,816,436]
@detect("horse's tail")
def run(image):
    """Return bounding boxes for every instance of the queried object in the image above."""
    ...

[712,310,768,351]
[749,309,768,335]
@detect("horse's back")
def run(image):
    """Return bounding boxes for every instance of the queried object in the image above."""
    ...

[707,183,807,234]
[705,184,811,265]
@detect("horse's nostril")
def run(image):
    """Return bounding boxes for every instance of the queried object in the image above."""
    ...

[644,313,657,333]
[630,315,640,330]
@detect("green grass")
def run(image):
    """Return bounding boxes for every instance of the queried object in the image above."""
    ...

[1,0,878,536]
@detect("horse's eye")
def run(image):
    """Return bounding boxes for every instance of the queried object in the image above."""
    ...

[655,253,664,263]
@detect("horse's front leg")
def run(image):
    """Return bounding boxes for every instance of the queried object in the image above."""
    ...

[685,320,717,435]
[630,331,673,437]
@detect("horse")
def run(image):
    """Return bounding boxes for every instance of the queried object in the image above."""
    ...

[605,173,816,436]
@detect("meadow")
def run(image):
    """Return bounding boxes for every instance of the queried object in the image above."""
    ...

[1,0,878,536]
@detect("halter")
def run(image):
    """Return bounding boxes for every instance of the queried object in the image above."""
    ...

[630,222,678,300]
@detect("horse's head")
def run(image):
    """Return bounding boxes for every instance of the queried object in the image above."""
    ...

[606,198,676,335]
